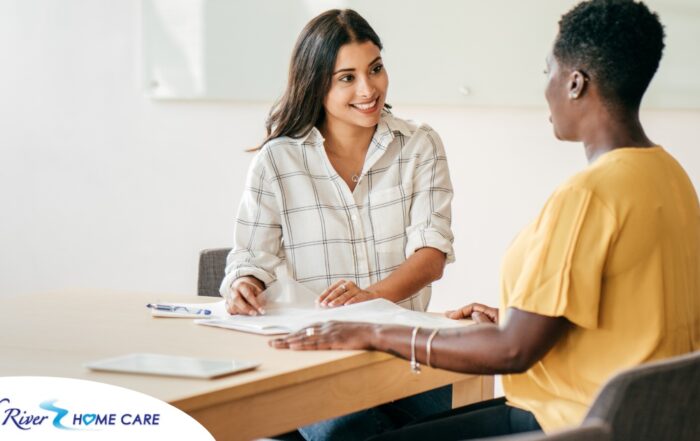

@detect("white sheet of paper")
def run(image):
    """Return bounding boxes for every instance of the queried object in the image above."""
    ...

[195,277,466,335]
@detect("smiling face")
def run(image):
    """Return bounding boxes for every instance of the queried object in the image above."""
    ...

[322,41,388,133]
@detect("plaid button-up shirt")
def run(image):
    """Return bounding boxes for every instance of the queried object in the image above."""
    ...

[221,111,454,311]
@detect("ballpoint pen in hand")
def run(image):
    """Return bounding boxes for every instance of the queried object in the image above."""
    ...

[146,304,212,316]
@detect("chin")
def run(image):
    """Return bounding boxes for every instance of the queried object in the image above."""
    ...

[553,129,579,142]
[349,112,381,128]
[550,120,568,141]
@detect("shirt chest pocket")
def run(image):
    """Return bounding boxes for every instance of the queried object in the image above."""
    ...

[369,185,410,252]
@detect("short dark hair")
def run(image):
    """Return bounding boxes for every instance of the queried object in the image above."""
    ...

[257,9,385,149]
[554,0,665,109]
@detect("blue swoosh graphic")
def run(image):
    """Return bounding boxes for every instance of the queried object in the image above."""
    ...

[39,399,75,430]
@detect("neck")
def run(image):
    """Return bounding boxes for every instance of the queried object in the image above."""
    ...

[580,106,655,163]
[320,118,375,158]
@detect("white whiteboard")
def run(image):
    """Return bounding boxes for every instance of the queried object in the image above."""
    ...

[142,0,700,109]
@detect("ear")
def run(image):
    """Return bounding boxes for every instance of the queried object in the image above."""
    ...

[567,70,588,100]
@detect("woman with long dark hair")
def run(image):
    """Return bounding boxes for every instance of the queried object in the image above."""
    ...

[272,1,700,439]
[220,9,456,441]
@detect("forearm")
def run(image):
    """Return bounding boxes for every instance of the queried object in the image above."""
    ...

[371,323,526,375]
[368,247,445,303]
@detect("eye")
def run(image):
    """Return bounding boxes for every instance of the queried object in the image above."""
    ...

[339,74,354,83]
[371,64,384,74]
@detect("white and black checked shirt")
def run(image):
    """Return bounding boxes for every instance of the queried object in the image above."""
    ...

[221,111,455,311]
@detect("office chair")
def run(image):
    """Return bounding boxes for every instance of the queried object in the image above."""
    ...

[476,420,610,441]
[584,349,700,440]
[197,247,231,297]
[477,349,700,440]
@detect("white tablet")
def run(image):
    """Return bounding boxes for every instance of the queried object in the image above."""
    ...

[86,353,260,379]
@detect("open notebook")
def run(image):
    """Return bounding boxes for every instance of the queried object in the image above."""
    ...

[194,278,466,335]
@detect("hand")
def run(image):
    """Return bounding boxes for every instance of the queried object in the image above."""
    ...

[225,276,266,316]
[317,280,377,308]
[446,303,499,324]
[269,321,376,350]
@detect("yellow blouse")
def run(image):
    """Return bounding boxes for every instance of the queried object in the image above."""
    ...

[500,147,700,431]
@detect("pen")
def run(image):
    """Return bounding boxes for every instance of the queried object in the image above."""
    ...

[146,304,212,316]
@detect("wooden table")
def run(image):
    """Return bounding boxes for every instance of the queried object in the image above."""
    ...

[0,290,493,440]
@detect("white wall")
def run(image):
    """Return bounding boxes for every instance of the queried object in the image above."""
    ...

[1,0,699,321]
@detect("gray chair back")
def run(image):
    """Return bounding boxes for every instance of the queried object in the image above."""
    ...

[197,247,231,297]
[584,350,700,441]
[474,350,700,441]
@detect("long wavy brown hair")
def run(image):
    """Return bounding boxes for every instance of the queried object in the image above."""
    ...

[253,9,389,150]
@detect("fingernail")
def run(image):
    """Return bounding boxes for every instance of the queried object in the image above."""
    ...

[259,308,266,315]
[249,311,257,316]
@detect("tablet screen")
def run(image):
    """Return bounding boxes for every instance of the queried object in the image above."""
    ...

[86,353,260,379]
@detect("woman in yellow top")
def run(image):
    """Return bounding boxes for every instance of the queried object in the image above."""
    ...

[271,0,700,439]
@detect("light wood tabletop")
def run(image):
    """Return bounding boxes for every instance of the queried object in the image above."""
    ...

[0,290,493,440]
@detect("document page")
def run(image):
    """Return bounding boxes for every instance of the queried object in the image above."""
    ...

[196,278,465,335]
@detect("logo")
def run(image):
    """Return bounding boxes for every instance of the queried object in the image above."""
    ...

[0,377,214,439]
[1,397,160,431]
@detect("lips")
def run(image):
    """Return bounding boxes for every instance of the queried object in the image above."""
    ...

[350,99,379,113]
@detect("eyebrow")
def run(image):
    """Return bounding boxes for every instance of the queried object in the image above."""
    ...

[333,56,382,75]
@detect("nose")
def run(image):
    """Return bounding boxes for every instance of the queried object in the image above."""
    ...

[356,75,376,99]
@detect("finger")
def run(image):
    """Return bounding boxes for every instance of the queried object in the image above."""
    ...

[318,280,346,304]
[225,298,237,315]
[239,284,265,315]
[470,304,498,322]
[232,292,256,316]
[329,290,356,307]
[256,290,267,308]
[268,338,289,349]
[289,337,330,351]
[242,282,265,310]
[327,281,358,307]
[280,325,319,344]
[480,308,498,323]
[286,335,314,349]
[470,311,492,324]
[471,311,482,323]
[321,286,348,307]
[225,291,248,315]
[344,294,365,306]
[445,309,462,319]
[446,304,476,320]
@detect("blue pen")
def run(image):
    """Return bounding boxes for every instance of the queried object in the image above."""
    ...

[146,304,212,316]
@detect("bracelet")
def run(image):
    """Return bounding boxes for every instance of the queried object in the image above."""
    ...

[410,326,421,374]
[426,328,440,368]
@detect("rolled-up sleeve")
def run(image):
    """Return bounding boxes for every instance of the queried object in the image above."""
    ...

[404,127,455,264]
[219,152,283,295]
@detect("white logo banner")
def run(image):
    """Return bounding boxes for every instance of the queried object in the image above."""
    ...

[0,377,214,440]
